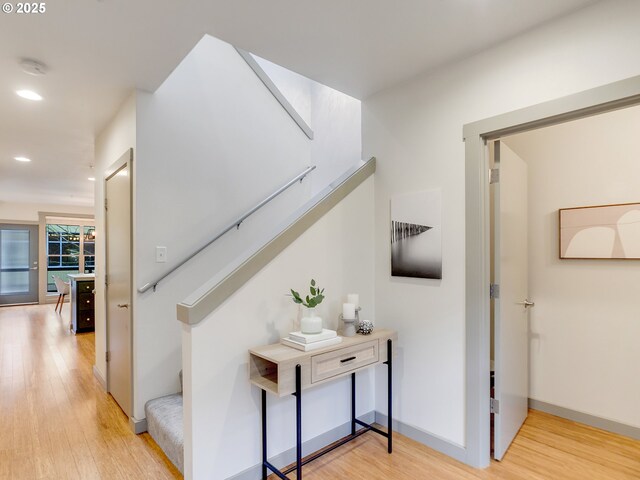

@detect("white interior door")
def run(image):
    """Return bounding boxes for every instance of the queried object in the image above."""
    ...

[493,141,530,460]
[106,153,132,418]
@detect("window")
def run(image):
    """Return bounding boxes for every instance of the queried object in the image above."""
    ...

[83,226,96,272]
[46,223,95,292]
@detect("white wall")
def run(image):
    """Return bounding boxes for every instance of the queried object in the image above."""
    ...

[184,177,375,479]
[253,54,362,196]
[503,105,640,428]
[0,201,93,222]
[94,92,137,383]
[134,35,361,420]
[362,0,640,447]
[254,56,312,126]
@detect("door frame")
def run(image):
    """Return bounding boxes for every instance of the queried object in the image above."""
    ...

[104,148,134,403]
[462,75,640,468]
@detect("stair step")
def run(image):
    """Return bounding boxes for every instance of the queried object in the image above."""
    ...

[145,394,184,474]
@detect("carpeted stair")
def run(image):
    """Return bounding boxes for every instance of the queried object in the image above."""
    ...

[145,393,184,474]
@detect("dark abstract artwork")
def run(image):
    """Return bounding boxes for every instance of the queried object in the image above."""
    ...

[391,189,442,279]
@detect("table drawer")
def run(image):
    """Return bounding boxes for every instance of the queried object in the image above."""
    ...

[311,340,378,383]
[77,312,95,331]
[78,281,94,293]
[79,292,94,311]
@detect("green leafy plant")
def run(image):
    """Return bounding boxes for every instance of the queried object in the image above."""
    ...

[290,279,325,308]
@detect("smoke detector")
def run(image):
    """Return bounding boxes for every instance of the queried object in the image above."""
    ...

[19,58,48,76]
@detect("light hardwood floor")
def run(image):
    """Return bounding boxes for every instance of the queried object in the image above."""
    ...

[3,304,639,480]
[271,408,640,478]
[0,303,181,480]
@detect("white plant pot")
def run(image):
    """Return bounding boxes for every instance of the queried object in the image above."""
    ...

[301,308,323,334]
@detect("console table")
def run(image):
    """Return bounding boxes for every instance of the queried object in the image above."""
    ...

[249,328,397,479]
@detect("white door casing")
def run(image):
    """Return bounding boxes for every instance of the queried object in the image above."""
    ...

[105,150,133,418]
[493,141,530,460]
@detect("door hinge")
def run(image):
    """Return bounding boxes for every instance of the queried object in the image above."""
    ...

[490,398,499,414]
[489,168,499,184]
[106,351,111,363]
[104,198,108,210]
[490,283,500,299]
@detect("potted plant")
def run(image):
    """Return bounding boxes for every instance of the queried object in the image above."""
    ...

[290,279,325,334]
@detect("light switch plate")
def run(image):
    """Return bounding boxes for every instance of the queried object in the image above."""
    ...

[156,246,167,263]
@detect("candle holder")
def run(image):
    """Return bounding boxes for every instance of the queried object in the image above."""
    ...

[340,307,361,337]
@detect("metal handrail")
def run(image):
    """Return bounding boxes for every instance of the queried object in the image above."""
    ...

[177,157,376,325]
[138,165,316,293]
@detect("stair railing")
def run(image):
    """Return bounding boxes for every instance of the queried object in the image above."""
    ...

[137,165,316,293]
[177,157,376,325]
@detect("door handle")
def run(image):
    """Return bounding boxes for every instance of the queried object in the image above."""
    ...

[516,299,535,308]
[30,267,38,270]
[117,303,129,309]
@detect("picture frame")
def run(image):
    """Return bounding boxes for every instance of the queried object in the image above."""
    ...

[390,189,442,279]
[559,202,640,259]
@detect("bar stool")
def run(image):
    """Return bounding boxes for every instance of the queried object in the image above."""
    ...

[53,276,70,313]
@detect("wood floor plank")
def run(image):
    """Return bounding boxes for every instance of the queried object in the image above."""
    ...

[3,304,638,480]
[269,409,640,479]
[0,304,181,480]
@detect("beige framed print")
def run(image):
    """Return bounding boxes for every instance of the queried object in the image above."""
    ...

[559,202,640,259]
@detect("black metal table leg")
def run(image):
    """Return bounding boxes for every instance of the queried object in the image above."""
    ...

[351,372,356,435]
[387,338,393,454]
[258,338,394,479]
[295,364,302,480]
[262,389,267,479]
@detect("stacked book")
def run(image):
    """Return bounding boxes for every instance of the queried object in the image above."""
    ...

[282,329,342,351]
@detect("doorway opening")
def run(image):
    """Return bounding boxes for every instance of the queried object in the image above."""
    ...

[488,103,640,460]
[463,75,640,468]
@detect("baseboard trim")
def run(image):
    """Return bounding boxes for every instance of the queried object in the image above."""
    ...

[529,399,640,440]
[227,411,376,480]
[130,416,148,434]
[374,411,467,464]
[92,365,107,391]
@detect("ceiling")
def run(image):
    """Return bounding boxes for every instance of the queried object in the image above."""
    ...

[0,0,600,207]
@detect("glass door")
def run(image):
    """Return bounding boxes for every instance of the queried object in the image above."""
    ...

[0,224,39,305]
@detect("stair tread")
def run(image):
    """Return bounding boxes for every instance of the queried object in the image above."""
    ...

[145,393,184,474]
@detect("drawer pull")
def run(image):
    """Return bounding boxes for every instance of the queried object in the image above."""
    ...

[340,356,356,363]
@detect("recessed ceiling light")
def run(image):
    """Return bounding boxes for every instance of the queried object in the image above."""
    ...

[14,156,31,162]
[16,89,42,101]
[88,177,96,181]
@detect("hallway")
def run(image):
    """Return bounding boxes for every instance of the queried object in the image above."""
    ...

[0,304,181,479]
[3,304,639,479]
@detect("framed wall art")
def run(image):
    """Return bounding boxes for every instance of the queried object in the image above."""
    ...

[390,189,442,279]
[559,202,640,259]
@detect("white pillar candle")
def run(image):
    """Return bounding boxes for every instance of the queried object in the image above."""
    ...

[342,303,356,320]
[347,293,359,308]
